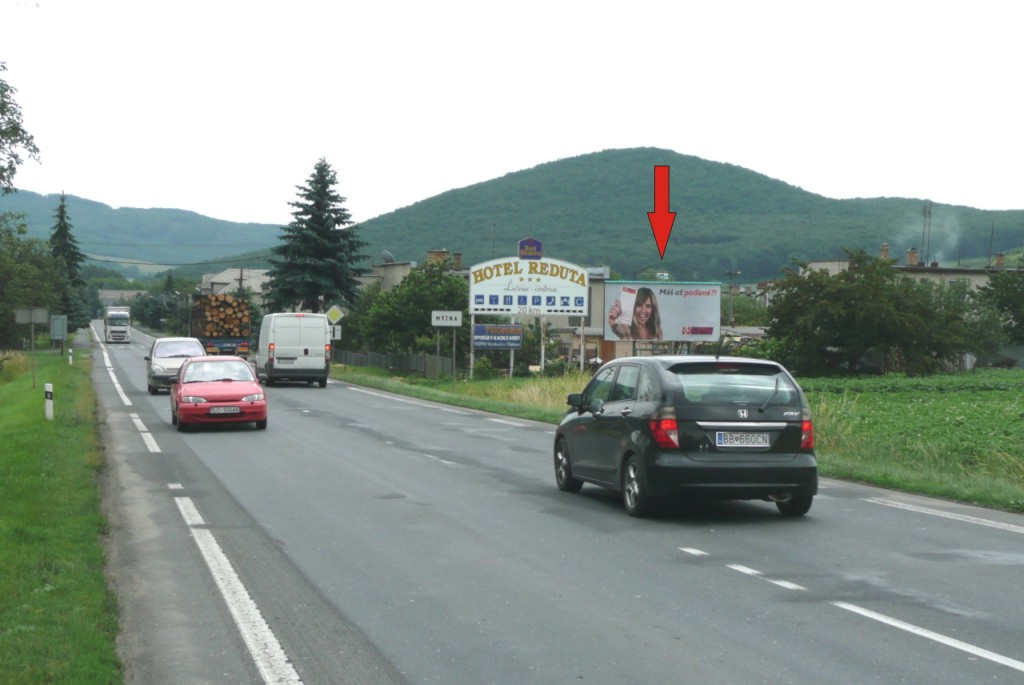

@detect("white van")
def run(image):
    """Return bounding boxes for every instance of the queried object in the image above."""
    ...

[254,313,331,387]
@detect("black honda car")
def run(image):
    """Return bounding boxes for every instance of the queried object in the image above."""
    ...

[553,355,818,517]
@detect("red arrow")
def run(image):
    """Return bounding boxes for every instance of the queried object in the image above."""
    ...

[647,165,676,259]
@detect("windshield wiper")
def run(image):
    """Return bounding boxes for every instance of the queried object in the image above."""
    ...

[758,376,780,413]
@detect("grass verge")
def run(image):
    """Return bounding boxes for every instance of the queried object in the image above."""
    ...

[0,351,121,684]
[333,365,1024,514]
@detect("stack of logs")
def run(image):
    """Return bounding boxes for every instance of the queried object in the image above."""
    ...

[193,293,252,337]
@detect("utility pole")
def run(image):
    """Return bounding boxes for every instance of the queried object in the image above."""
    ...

[725,270,741,328]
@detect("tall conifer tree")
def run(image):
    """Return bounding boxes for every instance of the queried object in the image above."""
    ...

[49,192,89,328]
[266,158,366,312]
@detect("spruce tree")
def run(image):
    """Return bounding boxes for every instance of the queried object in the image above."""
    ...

[265,158,367,312]
[48,192,89,328]
[49,193,86,286]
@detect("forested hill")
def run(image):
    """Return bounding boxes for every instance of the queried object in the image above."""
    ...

[357,148,1024,282]
[0,191,282,273]
[3,147,1022,282]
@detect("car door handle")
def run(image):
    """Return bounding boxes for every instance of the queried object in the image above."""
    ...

[620,407,632,416]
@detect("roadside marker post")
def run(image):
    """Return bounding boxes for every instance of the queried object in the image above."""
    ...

[45,383,54,421]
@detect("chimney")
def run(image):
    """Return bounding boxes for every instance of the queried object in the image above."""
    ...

[996,252,1005,268]
[426,249,449,264]
[453,252,463,270]
[906,247,919,266]
[880,242,890,259]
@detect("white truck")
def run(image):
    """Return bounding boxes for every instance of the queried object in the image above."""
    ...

[104,305,132,343]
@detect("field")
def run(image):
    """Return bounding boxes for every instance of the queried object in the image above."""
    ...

[333,366,1024,513]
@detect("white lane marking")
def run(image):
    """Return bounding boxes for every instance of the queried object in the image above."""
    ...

[92,324,132,406]
[168,483,184,490]
[346,386,468,414]
[129,413,161,453]
[679,547,709,556]
[173,497,303,684]
[487,418,527,427]
[421,453,457,465]
[726,563,806,590]
[865,498,1024,535]
[833,601,1024,674]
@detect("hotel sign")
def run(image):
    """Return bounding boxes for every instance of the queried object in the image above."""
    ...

[469,256,588,316]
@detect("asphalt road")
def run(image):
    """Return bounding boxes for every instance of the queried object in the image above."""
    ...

[92,325,1024,684]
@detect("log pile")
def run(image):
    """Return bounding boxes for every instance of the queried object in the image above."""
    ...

[192,293,252,338]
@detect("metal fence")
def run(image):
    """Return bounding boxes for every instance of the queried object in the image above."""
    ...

[335,350,454,378]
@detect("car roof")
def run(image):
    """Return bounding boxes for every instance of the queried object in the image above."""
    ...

[154,337,204,345]
[607,355,783,368]
[185,355,248,363]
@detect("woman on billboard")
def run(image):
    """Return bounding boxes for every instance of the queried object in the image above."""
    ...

[607,286,663,340]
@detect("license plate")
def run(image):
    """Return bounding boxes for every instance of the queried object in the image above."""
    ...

[209,406,241,415]
[277,358,295,364]
[716,432,770,447]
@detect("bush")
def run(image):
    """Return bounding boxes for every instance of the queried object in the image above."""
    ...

[542,359,569,377]
[474,355,499,380]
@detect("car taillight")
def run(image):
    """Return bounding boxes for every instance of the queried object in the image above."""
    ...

[650,418,680,449]
[268,342,275,361]
[801,409,815,449]
[325,343,331,361]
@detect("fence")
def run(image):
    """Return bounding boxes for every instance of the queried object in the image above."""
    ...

[335,350,455,378]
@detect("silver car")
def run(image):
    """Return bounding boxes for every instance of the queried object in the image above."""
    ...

[145,337,206,394]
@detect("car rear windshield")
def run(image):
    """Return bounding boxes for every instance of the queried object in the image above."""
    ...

[668,362,800,406]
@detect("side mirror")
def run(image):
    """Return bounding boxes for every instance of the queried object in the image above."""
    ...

[169,378,178,385]
[567,393,583,409]
[144,356,151,361]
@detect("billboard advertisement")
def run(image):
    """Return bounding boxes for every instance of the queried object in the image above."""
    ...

[473,324,524,349]
[603,281,721,342]
[469,256,588,316]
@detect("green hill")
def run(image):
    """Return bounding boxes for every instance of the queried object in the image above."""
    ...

[0,191,282,273]
[357,148,1024,281]
[3,147,1021,282]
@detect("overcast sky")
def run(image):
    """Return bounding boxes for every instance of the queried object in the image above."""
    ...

[2,0,1021,228]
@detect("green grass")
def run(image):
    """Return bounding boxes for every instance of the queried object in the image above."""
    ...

[0,352,122,684]
[333,365,1024,513]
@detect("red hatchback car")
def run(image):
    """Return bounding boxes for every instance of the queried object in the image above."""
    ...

[170,356,267,431]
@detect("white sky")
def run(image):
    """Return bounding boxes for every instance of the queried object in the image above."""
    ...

[2,0,1021,227]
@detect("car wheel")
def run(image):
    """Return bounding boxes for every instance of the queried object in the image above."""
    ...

[622,455,652,517]
[148,383,157,395]
[318,378,327,388]
[171,409,177,426]
[776,493,813,517]
[554,439,583,493]
[256,418,267,430]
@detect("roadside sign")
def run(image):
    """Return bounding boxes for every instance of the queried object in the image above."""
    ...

[330,325,342,340]
[326,304,345,325]
[432,310,462,327]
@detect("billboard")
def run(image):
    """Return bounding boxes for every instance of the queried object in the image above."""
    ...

[473,324,524,349]
[603,281,721,342]
[469,256,588,316]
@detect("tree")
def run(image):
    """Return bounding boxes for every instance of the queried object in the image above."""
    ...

[48,193,90,329]
[265,158,366,312]
[0,62,40,195]
[0,214,62,347]
[977,258,1024,344]
[360,259,468,353]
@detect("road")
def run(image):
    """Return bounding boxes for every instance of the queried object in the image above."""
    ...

[92,325,1024,684]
